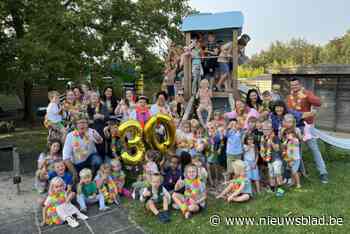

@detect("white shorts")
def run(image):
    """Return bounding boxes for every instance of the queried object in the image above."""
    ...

[268,160,282,178]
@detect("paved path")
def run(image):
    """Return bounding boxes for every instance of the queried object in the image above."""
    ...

[0,203,145,234]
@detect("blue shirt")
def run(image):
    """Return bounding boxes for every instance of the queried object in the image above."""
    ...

[48,171,73,187]
[270,109,303,135]
[226,129,243,155]
[162,167,182,191]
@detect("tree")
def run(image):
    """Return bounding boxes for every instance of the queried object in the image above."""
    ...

[0,0,192,122]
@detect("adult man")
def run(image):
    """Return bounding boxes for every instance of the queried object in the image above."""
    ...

[63,114,103,180]
[287,77,328,183]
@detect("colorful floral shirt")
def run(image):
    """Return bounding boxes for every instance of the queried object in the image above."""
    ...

[44,192,66,225]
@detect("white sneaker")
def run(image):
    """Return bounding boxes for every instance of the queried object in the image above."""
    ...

[99,206,110,212]
[77,212,88,221]
[66,216,79,228]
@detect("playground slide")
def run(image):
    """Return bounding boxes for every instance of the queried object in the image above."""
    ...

[311,127,350,150]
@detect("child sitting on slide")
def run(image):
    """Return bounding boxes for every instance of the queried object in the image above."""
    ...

[196,79,213,128]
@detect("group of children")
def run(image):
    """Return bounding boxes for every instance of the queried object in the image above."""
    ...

[35,58,312,227]
[163,32,251,101]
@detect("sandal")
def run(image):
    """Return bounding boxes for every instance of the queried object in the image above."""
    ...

[66,216,79,228]
[184,211,192,219]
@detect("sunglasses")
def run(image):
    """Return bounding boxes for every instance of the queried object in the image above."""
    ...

[177,93,184,96]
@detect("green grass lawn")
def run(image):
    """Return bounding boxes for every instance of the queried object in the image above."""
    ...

[1,127,349,233]
[125,144,350,234]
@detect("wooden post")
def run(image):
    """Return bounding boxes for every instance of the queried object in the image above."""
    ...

[184,32,192,100]
[12,147,21,195]
[334,77,339,131]
[232,30,239,98]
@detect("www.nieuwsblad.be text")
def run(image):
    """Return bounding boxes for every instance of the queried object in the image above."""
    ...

[209,215,344,226]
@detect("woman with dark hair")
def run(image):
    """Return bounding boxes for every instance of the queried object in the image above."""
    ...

[269,100,314,136]
[35,140,63,193]
[73,86,84,104]
[101,86,119,115]
[246,89,263,112]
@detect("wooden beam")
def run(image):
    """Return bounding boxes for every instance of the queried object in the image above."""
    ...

[232,30,239,98]
[184,33,191,100]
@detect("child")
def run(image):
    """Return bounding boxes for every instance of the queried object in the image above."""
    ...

[216,41,232,91]
[260,120,284,195]
[196,79,213,127]
[172,164,207,219]
[48,161,73,192]
[282,129,302,188]
[140,173,171,223]
[42,177,87,228]
[46,91,66,142]
[191,154,208,184]
[216,160,252,202]
[110,158,128,196]
[77,168,109,212]
[162,156,182,192]
[175,120,193,156]
[191,127,207,163]
[35,140,62,194]
[204,32,219,86]
[103,116,122,159]
[143,150,161,182]
[95,163,120,205]
[206,121,222,187]
[261,91,273,114]
[224,119,244,175]
[213,110,225,129]
[243,135,261,193]
[190,39,204,94]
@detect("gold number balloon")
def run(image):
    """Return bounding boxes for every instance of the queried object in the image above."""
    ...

[118,120,145,165]
[144,114,176,153]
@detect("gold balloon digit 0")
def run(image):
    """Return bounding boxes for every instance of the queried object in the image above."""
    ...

[118,120,145,165]
[144,114,176,153]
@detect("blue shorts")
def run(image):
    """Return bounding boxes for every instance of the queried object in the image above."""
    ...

[219,63,230,74]
[289,159,301,174]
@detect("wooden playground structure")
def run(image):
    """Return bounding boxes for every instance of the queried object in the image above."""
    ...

[179,11,250,120]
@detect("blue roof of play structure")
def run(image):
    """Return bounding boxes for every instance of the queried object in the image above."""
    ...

[181,11,244,32]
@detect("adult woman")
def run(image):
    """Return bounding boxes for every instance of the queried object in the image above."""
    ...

[269,100,314,136]
[246,89,263,113]
[101,86,119,115]
[35,140,63,193]
[87,92,109,159]
[150,91,171,116]
[225,99,260,129]
[63,90,81,127]
[125,90,136,112]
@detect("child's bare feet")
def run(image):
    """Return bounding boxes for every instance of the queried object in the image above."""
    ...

[184,211,191,219]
